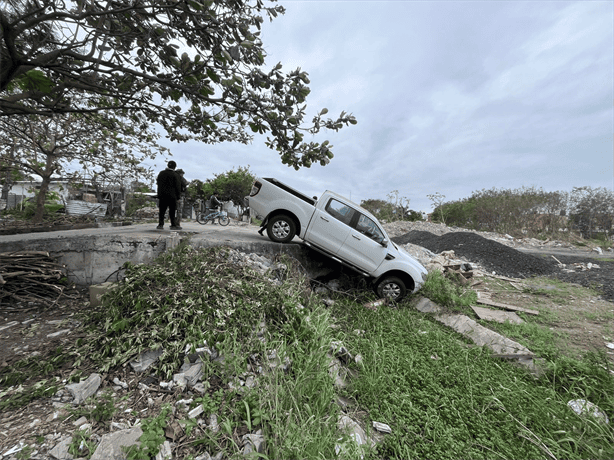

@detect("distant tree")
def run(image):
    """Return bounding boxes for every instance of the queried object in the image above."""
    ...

[405,209,423,222]
[569,186,614,239]
[1,0,356,169]
[361,192,416,222]
[427,192,447,224]
[432,187,569,237]
[386,189,412,222]
[0,112,164,222]
[198,166,255,213]
[360,198,392,221]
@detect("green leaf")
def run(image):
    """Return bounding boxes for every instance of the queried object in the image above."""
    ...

[18,70,54,93]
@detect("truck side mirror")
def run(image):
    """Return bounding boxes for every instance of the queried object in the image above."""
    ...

[381,238,389,248]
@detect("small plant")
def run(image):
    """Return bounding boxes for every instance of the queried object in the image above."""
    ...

[15,445,33,460]
[193,389,224,417]
[68,391,118,425]
[68,429,96,459]
[124,405,171,460]
[419,270,476,309]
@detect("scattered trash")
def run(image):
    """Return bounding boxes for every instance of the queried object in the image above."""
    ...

[567,399,609,424]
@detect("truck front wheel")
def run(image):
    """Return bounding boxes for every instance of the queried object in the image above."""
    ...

[376,276,407,301]
[267,214,296,243]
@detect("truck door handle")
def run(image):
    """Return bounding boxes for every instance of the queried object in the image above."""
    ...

[320,216,329,222]
[352,235,361,240]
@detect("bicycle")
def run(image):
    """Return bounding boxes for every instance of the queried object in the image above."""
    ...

[196,206,230,226]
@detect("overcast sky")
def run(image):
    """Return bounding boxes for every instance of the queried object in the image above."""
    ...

[158,0,613,213]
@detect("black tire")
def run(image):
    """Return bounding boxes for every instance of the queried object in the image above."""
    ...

[376,276,407,301]
[266,214,296,243]
[218,215,230,226]
[197,213,208,225]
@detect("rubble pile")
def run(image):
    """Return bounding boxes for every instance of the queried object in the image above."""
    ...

[133,206,158,219]
[392,230,557,279]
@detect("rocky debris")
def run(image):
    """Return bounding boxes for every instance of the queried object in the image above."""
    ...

[470,306,524,324]
[89,426,144,460]
[133,206,158,219]
[130,348,164,373]
[567,399,610,424]
[65,373,102,405]
[414,297,536,369]
[241,431,265,456]
[1,229,612,458]
[393,230,557,279]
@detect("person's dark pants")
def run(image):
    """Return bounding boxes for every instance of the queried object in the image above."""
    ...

[158,196,178,227]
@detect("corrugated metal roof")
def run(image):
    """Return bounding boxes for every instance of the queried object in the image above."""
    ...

[66,200,108,217]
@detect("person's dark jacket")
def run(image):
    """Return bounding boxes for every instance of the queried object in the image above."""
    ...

[157,168,181,199]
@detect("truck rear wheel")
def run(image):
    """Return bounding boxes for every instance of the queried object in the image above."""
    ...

[376,276,407,301]
[267,214,296,243]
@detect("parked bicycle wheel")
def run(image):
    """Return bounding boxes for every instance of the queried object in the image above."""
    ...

[218,215,230,226]
[196,213,209,225]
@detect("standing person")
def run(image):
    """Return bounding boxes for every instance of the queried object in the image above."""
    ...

[156,160,182,230]
[209,191,222,211]
[175,169,189,227]
[209,191,222,224]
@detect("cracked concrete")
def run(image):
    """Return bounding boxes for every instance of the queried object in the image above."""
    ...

[0,221,302,285]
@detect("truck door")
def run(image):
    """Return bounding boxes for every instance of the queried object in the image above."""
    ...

[305,198,354,254]
[337,213,387,272]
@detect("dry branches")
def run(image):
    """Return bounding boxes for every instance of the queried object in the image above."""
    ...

[0,251,67,308]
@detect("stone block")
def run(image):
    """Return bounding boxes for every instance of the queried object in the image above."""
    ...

[89,282,117,307]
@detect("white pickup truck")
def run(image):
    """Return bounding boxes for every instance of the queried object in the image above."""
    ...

[248,177,428,301]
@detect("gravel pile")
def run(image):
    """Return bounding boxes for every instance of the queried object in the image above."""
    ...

[391,228,614,301]
[392,230,558,279]
[548,255,614,302]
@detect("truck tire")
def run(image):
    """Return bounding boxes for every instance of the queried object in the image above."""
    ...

[267,214,296,243]
[376,276,407,301]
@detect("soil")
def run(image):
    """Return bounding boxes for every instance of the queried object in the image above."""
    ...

[0,222,613,458]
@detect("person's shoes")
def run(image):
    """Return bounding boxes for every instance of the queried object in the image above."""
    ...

[257,227,265,236]
[156,225,164,229]
[170,225,182,230]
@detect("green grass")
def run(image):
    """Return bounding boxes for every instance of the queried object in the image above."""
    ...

[1,246,612,459]
[332,298,614,460]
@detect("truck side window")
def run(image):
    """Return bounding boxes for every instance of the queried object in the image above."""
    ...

[356,214,385,243]
[325,199,355,226]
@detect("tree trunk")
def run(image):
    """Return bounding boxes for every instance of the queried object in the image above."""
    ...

[32,156,55,224]
[33,175,51,223]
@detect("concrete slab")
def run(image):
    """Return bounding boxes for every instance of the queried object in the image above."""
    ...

[0,221,303,285]
[471,306,524,324]
[437,313,532,356]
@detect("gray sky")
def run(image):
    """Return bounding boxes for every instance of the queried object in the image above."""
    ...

[159,0,613,213]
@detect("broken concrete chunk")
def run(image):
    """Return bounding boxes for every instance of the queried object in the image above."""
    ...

[89,427,143,460]
[48,436,73,460]
[65,373,102,405]
[437,314,532,357]
[155,440,172,460]
[130,348,164,372]
[372,421,392,434]
[89,281,117,308]
[242,432,266,455]
[471,306,524,324]
[414,297,443,314]
[184,362,203,387]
